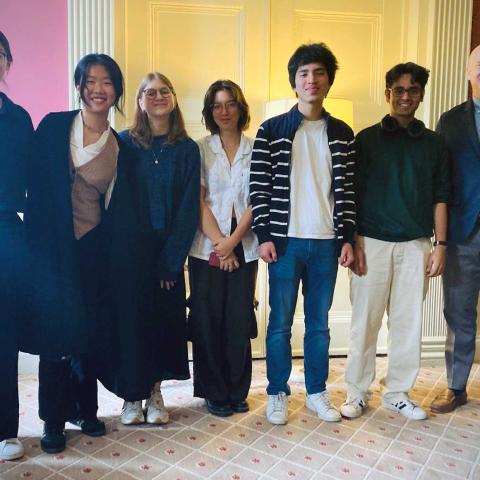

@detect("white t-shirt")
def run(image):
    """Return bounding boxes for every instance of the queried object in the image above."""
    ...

[287,118,335,239]
[189,133,259,262]
[69,111,116,208]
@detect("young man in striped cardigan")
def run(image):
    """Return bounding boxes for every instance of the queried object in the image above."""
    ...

[250,43,356,425]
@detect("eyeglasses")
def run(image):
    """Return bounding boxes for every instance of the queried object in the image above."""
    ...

[143,87,173,99]
[211,101,238,112]
[388,86,423,98]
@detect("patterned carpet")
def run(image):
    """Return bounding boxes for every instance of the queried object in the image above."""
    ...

[3,358,480,480]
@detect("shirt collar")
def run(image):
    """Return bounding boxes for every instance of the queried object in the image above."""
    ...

[208,133,252,158]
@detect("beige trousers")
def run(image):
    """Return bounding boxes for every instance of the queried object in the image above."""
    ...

[345,236,431,399]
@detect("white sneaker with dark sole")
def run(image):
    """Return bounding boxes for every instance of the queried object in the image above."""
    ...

[306,391,341,422]
[382,396,427,420]
[266,392,288,425]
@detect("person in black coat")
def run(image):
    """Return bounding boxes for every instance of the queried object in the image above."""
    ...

[0,31,34,462]
[25,54,139,454]
[114,72,200,425]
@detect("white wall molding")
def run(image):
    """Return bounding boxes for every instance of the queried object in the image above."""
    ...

[68,0,116,121]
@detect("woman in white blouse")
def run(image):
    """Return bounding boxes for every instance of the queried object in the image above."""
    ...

[189,80,259,417]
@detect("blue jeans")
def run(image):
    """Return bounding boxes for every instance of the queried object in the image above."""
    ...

[266,238,338,395]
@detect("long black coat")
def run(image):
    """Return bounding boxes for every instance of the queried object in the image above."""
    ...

[25,110,140,358]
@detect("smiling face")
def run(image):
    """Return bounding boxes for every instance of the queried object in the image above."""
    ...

[78,64,117,115]
[294,62,331,108]
[385,73,424,124]
[211,89,240,134]
[138,77,176,121]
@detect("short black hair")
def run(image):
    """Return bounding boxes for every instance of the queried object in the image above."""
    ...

[385,62,430,89]
[202,79,250,134]
[74,53,124,112]
[288,43,338,88]
[0,31,13,64]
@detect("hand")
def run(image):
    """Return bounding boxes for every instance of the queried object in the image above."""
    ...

[160,280,176,290]
[220,252,240,272]
[351,245,367,275]
[214,236,236,260]
[426,246,446,277]
[338,242,354,268]
[259,241,277,263]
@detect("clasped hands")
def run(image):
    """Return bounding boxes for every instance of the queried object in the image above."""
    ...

[214,235,239,272]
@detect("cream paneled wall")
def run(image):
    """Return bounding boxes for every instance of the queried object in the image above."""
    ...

[107,0,474,358]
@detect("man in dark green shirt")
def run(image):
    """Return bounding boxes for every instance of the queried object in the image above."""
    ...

[340,62,449,421]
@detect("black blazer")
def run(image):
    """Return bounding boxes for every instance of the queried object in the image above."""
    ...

[25,110,140,357]
[436,99,480,243]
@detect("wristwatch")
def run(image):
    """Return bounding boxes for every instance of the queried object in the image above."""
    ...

[433,240,448,247]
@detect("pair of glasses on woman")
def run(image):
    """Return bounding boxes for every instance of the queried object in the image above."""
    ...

[143,87,173,99]
[210,101,238,112]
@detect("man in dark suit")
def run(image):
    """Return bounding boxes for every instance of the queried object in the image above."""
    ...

[432,44,480,413]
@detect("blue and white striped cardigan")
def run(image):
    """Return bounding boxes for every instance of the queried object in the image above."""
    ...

[249,104,356,257]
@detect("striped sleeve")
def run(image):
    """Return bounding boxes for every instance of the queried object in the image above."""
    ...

[342,133,357,244]
[250,123,273,244]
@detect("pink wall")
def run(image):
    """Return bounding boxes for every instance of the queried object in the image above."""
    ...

[1,0,69,126]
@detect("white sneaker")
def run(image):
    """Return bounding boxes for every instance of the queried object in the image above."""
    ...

[382,395,427,420]
[306,391,341,422]
[146,390,169,424]
[340,396,368,418]
[266,392,288,425]
[121,401,144,425]
[0,438,25,461]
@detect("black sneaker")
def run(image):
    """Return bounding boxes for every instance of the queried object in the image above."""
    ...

[231,400,249,413]
[69,418,106,437]
[205,400,233,417]
[41,423,66,454]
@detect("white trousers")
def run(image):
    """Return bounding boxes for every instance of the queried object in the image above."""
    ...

[345,236,431,399]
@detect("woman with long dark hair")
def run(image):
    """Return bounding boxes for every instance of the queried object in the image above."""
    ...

[188,80,258,417]
[0,31,34,461]
[26,53,138,454]
[116,72,200,425]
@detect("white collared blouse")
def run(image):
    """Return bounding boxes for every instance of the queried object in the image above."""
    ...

[189,133,259,262]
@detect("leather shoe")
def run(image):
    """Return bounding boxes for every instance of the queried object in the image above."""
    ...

[41,423,66,454]
[205,400,233,417]
[69,418,106,437]
[431,389,467,413]
[231,400,249,413]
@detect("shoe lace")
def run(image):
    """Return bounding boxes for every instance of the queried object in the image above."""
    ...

[317,391,333,409]
[124,401,141,413]
[272,393,286,412]
[347,396,366,408]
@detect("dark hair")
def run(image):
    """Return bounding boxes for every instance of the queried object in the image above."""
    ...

[202,79,250,134]
[74,53,124,112]
[385,62,430,89]
[0,31,13,65]
[288,43,338,88]
[129,72,188,148]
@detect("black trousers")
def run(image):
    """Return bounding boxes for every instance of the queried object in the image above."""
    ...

[0,213,26,441]
[38,225,104,426]
[38,355,98,425]
[188,243,258,403]
[0,345,18,441]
